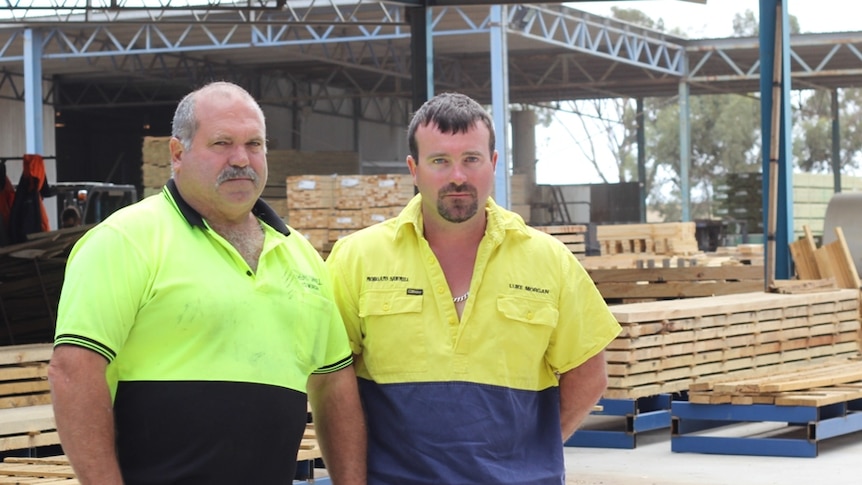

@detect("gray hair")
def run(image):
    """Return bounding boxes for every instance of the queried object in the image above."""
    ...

[171,81,266,151]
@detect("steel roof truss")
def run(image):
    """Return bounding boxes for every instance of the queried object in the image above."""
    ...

[511,5,684,76]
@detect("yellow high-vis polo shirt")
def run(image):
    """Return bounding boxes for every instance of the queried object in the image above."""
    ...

[55,179,352,484]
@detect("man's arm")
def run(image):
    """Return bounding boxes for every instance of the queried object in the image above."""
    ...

[47,345,124,485]
[559,350,609,441]
[307,365,367,484]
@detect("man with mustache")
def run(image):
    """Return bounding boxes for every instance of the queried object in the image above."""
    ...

[48,81,366,485]
[326,92,621,484]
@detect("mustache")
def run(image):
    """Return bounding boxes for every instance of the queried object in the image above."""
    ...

[217,166,259,185]
[439,183,477,196]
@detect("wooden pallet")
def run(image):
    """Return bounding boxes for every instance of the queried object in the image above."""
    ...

[0,456,77,483]
[589,264,764,300]
[604,289,862,399]
[532,225,587,258]
[596,222,699,256]
[0,344,59,452]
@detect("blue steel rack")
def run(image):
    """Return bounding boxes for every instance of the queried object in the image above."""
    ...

[671,398,862,457]
[566,394,676,449]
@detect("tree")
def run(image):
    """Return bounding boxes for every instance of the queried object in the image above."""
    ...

[732,9,800,36]
[794,88,862,174]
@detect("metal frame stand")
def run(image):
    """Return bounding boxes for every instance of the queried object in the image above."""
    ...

[671,398,862,457]
[565,394,675,449]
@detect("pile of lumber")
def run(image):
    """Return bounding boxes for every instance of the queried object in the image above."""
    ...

[286,174,413,255]
[0,226,89,346]
[0,343,57,452]
[140,136,360,221]
[596,222,699,256]
[604,289,861,400]
[589,264,764,302]
[688,358,862,407]
[789,225,860,289]
[532,225,587,259]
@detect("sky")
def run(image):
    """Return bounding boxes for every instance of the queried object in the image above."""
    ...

[535,0,862,185]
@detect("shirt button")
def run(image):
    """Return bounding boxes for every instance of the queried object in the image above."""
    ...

[382,303,390,312]
[437,287,445,294]
[246,270,253,276]
[526,312,534,320]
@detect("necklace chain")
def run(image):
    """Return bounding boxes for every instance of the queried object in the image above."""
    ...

[452,291,469,303]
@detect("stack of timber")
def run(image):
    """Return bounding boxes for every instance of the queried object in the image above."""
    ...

[687,358,862,405]
[0,457,76,483]
[604,289,861,400]
[532,225,587,259]
[141,136,360,221]
[266,150,360,222]
[0,226,90,346]
[287,174,413,256]
[0,343,58,452]
[596,222,699,257]
[286,175,336,253]
[589,263,764,302]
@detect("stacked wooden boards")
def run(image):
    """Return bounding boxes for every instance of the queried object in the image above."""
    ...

[604,289,861,399]
[0,226,89,346]
[286,174,414,256]
[0,343,57,452]
[596,222,699,256]
[588,264,764,301]
[532,225,587,259]
[687,358,862,406]
[789,225,861,289]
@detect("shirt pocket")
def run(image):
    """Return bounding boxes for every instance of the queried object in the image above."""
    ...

[359,290,427,376]
[496,296,559,383]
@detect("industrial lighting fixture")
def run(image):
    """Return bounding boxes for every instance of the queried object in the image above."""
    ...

[511,5,537,30]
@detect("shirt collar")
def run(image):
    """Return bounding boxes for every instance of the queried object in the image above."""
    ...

[393,193,530,243]
[164,178,290,236]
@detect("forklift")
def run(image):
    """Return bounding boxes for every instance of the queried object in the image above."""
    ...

[54,181,137,226]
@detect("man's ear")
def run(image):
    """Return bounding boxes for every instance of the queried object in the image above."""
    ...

[169,137,184,174]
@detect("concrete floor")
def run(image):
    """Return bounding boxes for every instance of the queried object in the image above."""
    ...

[564,424,862,485]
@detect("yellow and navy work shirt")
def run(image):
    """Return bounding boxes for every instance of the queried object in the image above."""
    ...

[326,195,621,485]
[55,179,352,485]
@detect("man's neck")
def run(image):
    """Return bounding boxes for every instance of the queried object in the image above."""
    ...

[423,211,486,250]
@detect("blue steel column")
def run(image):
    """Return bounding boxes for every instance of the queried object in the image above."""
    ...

[759,0,793,280]
[24,28,44,154]
[832,89,841,193]
[678,65,691,222]
[490,5,510,209]
[637,97,646,223]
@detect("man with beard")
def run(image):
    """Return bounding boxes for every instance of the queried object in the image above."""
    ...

[49,82,366,485]
[326,92,621,484]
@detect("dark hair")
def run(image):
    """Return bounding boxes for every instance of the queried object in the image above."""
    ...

[407,92,495,162]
